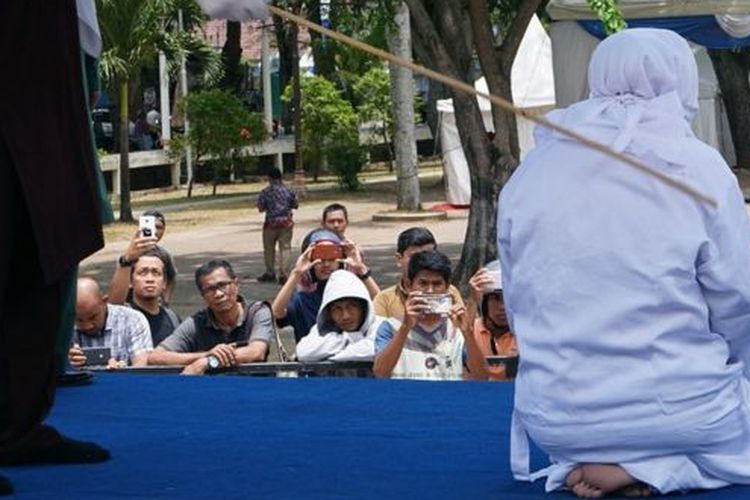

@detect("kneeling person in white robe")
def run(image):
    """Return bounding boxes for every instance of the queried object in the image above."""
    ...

[296,269,381,362]
[498,28,750,497]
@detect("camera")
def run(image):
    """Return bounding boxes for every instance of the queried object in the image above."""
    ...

[421,293,452,316]
[139,215,156,238]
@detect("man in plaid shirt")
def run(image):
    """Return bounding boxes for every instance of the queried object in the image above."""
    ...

[257,168,298,284]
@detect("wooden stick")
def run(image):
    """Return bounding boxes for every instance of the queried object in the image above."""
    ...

[268,5,717,208]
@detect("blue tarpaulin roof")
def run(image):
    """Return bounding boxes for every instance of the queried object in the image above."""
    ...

[580,16,750,49]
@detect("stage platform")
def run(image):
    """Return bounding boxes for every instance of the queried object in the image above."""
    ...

[4,374,750,499]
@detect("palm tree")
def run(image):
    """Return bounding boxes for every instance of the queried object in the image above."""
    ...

[97,0,220,221]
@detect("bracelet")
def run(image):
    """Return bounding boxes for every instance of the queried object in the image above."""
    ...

[118,255,136,267]
[358,268,371,280]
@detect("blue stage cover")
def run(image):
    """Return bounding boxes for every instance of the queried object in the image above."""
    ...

[580,16,750,49]
[5,374,750,499]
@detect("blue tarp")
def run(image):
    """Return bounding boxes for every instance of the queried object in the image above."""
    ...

[580,16,750,49]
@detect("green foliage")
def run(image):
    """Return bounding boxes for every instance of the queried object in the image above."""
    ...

[97,0,221,88]
[170,89,267,186]
[282,75,362,189]
[328,136,367,191]
[352,65,393,143]
[586,0,628,35]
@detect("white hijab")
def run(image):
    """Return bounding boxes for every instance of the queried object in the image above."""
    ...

[537,28,702,169]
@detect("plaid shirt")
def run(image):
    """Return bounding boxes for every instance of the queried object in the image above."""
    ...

[258,181,298,227]
[73,304,153,364]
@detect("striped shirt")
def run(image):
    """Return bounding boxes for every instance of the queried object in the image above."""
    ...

[73,304,153,364]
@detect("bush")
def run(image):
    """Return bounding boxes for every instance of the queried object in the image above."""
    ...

[328,136,366,191]
[170,89,267,196]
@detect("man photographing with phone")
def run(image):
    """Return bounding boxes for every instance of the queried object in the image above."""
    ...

[373,250,487,380]
[272,229,378,343]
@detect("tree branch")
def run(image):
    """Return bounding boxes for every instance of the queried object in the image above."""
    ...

[498,0,543,70]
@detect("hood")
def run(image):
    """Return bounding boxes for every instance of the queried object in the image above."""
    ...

[315,270,375,335]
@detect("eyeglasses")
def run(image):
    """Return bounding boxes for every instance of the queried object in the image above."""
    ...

[201,280,235,296]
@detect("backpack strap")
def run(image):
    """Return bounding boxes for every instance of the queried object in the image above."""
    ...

[243,300,291,362]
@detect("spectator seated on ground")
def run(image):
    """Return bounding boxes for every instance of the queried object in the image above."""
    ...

[467,264,517,381]
[122,250,180,346]
[296,269,383,363]
[148,259,273,375]
[68,277,153,370]
[109,209,177,303]
[373,227,463,322]
[272,229,376,343]
[373,251,487,380]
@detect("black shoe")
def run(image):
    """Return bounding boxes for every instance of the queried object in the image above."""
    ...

[257,273,276,283]
[0,474,12,496]
[1,436,110,466]
[278,275,288,285]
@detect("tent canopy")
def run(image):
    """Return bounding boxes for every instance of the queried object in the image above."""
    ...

[437,15,555,205]
[548,0,750,49]
[548,0,750,20]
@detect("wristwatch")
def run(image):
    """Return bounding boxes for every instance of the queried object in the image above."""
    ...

[206,355,221,371]
[118,255,136,267]
[358,268,372,280]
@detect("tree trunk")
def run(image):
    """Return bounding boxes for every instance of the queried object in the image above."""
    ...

[219,21,243,95]
[708,48,750,169]
[291,15,306,195]
[388,1,420,211]
[273,7,296,131]
[119,80,134,222]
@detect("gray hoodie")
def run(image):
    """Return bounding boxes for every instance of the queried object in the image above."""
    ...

[296,270,382,362]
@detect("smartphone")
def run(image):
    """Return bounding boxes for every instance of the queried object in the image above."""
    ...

[82,347,111,367]
[421,293,453,316]
[311,243,343,261]
[139,215,156,238]
[486,355,519,378]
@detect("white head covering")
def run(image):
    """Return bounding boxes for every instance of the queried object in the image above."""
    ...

[537,28,702,169]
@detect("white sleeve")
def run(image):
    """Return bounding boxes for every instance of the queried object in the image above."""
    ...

[295,325,348,362]
[698,183,750,376]
[130,313,154,355]
[329,321,380,362]
[329,335,375,362]
[196,0,269,20]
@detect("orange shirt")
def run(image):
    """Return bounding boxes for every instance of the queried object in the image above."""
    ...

[472,318,518,381]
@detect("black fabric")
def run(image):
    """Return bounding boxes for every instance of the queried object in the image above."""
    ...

[129,302,180,347]
[0,138,63,460]
[0,1,103,284]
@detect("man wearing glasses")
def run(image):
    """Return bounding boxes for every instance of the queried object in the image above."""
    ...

[148,260,272,375]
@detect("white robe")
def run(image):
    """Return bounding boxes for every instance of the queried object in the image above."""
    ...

[498,28,750,494]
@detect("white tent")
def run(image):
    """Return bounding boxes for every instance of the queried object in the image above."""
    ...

[547,0,746,166]
[437,15,556,205]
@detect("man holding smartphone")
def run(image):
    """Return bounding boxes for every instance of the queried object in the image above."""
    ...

[373,250,487,380]
[68,277,153,369]
[272,229,377,343]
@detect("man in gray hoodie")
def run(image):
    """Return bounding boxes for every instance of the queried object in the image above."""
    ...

[296,270,383,362]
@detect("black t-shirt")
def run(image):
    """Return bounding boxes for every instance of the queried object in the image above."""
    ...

[129,302,180,347]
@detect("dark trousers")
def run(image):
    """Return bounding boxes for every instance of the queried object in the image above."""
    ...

[0,138,63,461]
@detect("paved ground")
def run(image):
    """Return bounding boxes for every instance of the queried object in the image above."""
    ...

[81,178,470,322]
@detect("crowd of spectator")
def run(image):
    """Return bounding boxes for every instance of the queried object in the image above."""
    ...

[71,195,518,382]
